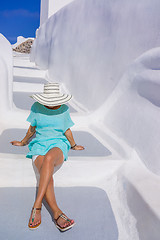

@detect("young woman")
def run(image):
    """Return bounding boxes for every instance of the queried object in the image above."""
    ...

[10,83,84,232]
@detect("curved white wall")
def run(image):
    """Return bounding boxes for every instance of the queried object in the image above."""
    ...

[102,48,160,175]
[31,0,160,174]
[32,0,160,111]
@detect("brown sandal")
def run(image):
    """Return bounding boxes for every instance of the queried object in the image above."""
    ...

[54,212,75,232]
[28,207,42,230]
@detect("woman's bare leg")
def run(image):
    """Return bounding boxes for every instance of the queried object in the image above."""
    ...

[34,155,61,213]
[29,148,74,228]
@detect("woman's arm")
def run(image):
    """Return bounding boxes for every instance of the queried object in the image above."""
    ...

[10,125,36,146]
[64,128,84,150]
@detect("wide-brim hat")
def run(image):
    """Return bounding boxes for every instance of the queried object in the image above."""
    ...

[30,83,72,106]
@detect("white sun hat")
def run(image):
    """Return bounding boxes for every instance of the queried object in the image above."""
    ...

[30,83,72,107]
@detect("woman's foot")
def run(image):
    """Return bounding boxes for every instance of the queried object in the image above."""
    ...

[54,210,75,231]
[28,206,42,230]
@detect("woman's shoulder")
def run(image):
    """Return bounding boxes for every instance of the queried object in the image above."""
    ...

[62,104,69,112]
[30,102,41,113]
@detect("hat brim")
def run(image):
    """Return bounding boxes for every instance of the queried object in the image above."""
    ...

[30,93,72,107]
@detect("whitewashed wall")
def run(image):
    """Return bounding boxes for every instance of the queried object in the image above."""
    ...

[32,0,160,111]
[0,34,13,113]
[40,0,74,26]
[31,0,160,174]
[102,48,160,174]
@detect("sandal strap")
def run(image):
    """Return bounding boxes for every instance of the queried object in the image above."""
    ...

[32,207,42,210]
[31,207,41,222]
[55,213,71,223]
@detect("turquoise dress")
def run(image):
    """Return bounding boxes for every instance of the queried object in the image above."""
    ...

[26,102,74,161]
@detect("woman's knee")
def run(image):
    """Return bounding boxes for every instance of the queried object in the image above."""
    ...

[44,149,59,166]
[44,154,54,166]
[45,147,63,165]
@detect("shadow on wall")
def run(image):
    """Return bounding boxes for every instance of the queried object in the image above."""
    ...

[13,92,37,110]
[136,81,160,108]
[125,178,160,240]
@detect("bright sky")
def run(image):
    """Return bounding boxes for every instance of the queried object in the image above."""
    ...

[0,0,40,44]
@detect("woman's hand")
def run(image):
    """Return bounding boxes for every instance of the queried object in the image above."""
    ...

[64,129,84,150]
[10,140,26,146]
[71,144,85,150]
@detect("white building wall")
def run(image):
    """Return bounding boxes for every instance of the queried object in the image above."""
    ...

[0,34,13,113]
[40,0,49,26]
[40,0,74,26]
